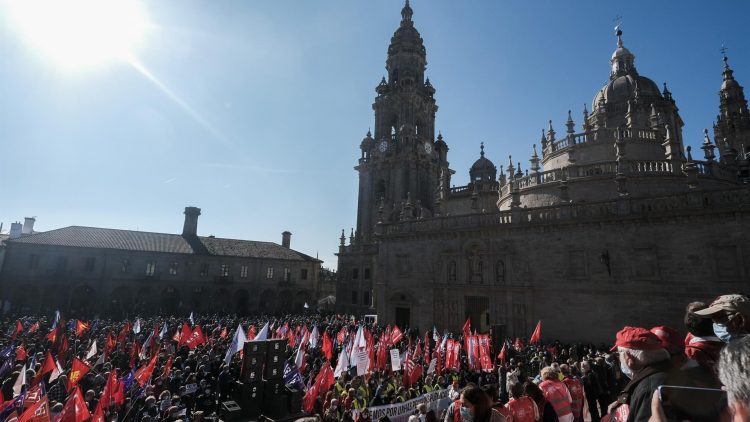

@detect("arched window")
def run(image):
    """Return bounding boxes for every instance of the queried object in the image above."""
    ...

[495,260,505,283]
[448,261,457,281]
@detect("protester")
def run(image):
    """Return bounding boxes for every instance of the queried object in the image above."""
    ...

[717,336,750,422]
[538,367,573,422]
[694,294,750,342]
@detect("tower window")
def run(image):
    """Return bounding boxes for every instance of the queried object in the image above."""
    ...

[266,267,274,279]
[284,267,291,281]
[220,264,230,277]
[240,265,248,278]
[169,261,179,275]
[145,262,155,276]
[300,268,308,280]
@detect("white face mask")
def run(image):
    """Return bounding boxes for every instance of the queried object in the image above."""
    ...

[620,359,633,379]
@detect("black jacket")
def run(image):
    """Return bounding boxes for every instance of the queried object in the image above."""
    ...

[615,360,670,422]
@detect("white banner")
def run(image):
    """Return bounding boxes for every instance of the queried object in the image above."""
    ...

[356,349,368,376]
[390,349,401,371]
[356,389,452,422]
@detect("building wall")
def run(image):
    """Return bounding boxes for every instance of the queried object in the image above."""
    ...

[366,187,750,343]
[0,243,320,317]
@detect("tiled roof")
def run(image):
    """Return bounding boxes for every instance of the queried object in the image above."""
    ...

[8,226,321,262]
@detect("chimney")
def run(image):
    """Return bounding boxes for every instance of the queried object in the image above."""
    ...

[182,207,201,236]
[22,217,35,235]
[281,231,292,248]
[9,222,22,239]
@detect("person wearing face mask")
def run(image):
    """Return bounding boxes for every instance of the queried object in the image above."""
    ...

[445,385,507,422]
[693,294,750,343]
[605,327,671,422]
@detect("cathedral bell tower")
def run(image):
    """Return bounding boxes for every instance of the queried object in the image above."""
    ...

[714,54,750,161]
[354,0,446,244]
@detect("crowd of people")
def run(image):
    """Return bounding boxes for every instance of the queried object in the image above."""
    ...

[0,293,748,422]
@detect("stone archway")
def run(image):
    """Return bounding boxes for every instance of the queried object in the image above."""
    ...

[388,290,418,330]
[235,289,250,316]
[69,285,95,317]
[160,286,180,315]
[295,290,310,312]
[259,290,276,314]
[109,286,133,318]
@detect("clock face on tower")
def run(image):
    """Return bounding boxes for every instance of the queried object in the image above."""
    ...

[378,140,388,153]
[424,142,432,154]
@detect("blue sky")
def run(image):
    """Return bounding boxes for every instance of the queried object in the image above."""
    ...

[1,1,748,268]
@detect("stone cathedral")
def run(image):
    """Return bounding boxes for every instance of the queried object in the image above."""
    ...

[336,1,750,342]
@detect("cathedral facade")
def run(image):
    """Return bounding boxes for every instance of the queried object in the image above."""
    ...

[336,2,750,342]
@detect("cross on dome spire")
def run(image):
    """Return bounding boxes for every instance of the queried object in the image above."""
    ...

[401,0,413,23]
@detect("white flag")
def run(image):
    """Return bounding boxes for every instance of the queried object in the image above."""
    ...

[133,318,141,334]
[13,363,26,397]
[308,326,319,349]
[253,322,269,342]
[85,341,97,360]
[223,323,248,366]
[334,349,349,378]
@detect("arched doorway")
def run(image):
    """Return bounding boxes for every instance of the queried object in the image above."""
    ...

[109,286,133,318]
[69,285,95,317]
[235,290,249,316]
[389,290,417,329]
[259,290,276,314]
[295,290,310,312]
[160,286,180,315]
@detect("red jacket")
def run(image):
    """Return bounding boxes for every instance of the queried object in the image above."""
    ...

[562,377,584,419]
[506,397,538,422]
[539,380,572,419]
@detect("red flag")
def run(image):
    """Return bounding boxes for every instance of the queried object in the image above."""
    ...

[336,327,347,345]
[529,320,542,344]
[16,344,27,362]
[161,356,173,379]
[246,325,257,341]
[28,322,39,334]
[462,318,471,337]
[321,331,333,361]
[32,351,56,386]
[134,353,158,387]
[117,322,131,343]
[390,326,403,345]
[57,335,69,366]
[67,358,91,393]
[18,396,50,422]
[376,336,388,371]
[75,321,89,337]
[219,327,228,339]
[91,404,105,422]
[286,329,296,348]
[178,323,192,347]
[11,320,23,340]
[497,342,507,364]
[59,387,91,422]
[185,326,206,349]
[514,337,524,351]
[23,384,44,410]
[423,332,431,364]
[105,333,116,355]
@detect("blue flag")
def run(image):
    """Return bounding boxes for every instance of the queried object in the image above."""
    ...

[283,362,305,391]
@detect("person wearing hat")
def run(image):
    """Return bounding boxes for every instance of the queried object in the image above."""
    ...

[649,326,686,371]
[605,326,671,422]
[693,294,750,343]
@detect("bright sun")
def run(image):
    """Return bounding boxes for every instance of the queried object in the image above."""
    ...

[7,0,149,70]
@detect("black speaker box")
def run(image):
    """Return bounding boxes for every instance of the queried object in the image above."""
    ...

[233,381,263,418]
[220,400,243,422]
[244,341,267,355]
[263,381,288,419]
[264,353,285,380]
[242,353,265,383]
[288,388,303,414]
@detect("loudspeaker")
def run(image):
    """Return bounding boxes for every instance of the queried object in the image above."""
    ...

[288,388,303,414]
[242,353,265,383]
[233,381,263,418]
[244,341,267,355]
[264,353,285,379]
[263,381,288,419]
[491,324,505,354]
[220,401,243,422]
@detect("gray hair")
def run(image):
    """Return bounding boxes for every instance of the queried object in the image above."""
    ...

[618,347,669,366]
[718,336,750,409]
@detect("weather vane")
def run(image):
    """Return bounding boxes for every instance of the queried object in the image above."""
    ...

[613,15,623,34]
[720,44,728,58]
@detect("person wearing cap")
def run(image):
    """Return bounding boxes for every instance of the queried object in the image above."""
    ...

[649,326,685,371]
[693,294,750,343]
[606,326,671,422]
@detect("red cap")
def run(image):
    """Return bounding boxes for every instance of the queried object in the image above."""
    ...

[610,326,664,352]
[649,326,684,354]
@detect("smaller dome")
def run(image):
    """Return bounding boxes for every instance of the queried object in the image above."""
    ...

[611,46,633,61]
[469,143,497,182]
[360,130,374,150]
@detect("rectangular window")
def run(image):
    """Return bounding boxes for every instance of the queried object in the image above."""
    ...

[240,265,248,278]
[300,268,308,280]
[351,290,358,305]
[266,267,274,279]
[200,263,209,276]
[121,259,130,273]
[55,256,68,273]
[352,268,359,279]
[364,268,371,279]
[28,254,39,270]
[145,262,155,276]
[363,291,371,306]
[169,261,179,275]
[284,267,291,281]
[221,264,230,277]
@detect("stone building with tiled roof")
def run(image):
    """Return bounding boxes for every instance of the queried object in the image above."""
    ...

[0,207,322,317]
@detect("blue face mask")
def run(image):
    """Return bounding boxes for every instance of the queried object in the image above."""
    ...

[620,360,633,379]
[713,323,735,343]
[460,407,473,422]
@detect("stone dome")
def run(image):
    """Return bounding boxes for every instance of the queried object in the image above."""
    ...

[593,74,661,109]
[469,143,497,182]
